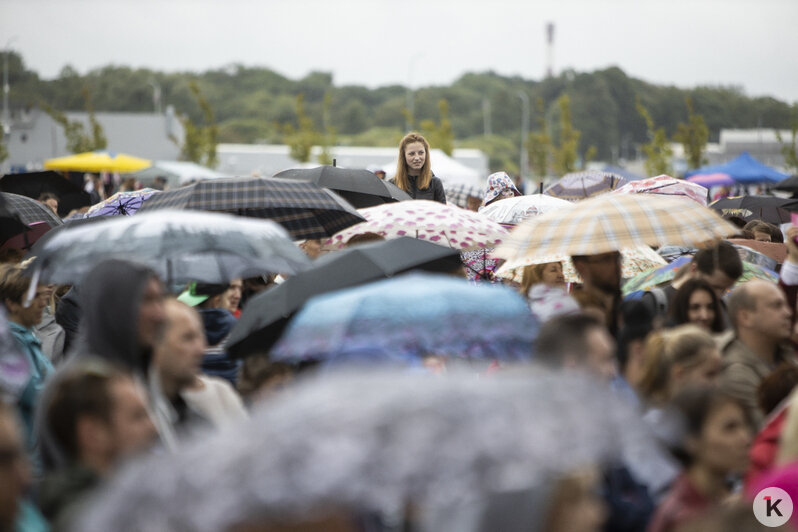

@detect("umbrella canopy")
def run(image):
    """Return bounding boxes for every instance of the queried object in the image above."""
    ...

[494,193,738,262]
[774,175,798,193]
[24,210,311,289]
[709,196,798,225]
[73,371,668,532]
[685,152,789,184]
[612,174,709,206]
[324,200,508,251]
[479,194,572,225]
[137,176,364,240]
[85,188,159,217]
[274,166,411,208]
[1,192,63,227]
[44,151,151,173]
[622,255,778,296]
[543,171,628,201]
[226,237,464,358]
[496,246,667,284]
[0,193,29,245]
[270,273,538,365]
[0,170,92,217]
[686,173,736,188]
[0,222,55,252]
[445,182,484,209]
[727,239,786,265]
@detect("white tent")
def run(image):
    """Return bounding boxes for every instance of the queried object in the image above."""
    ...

[131,161,230,187]
[380,149,483,188]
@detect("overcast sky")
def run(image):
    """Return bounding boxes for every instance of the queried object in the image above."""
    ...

[2,0,797,103]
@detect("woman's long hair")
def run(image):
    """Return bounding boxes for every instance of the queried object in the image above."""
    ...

[394,132,433,192]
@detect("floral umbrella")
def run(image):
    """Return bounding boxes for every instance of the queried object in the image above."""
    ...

[324,200,507,251]
[543,171,628,201]
[85,188,159,217]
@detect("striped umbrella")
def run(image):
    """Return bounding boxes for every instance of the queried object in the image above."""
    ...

[137,177,364,240]
[493,193,738,262]
[445,182,484,209]
[1,192,63,227]
[544,171,628,201]
[612,175,709,206]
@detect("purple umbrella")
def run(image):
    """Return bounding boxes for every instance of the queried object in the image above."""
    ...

[85,188,158,217]
[686,173,735,188]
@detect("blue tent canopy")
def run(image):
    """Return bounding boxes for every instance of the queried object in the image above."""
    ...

[685,152,788,184]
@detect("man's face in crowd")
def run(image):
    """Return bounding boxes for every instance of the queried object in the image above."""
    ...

[155,302,206,391]
[575,252,621,294]
[746,282,792,341]
[137,277,166,349]
[5,284,49,329]
[106,377,158,461]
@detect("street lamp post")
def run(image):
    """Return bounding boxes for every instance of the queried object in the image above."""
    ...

[517,91,530,182]
[405,53,423,132]
[2,37,18,138]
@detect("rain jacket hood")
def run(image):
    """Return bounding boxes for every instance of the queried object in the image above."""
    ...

[78,260,159,374]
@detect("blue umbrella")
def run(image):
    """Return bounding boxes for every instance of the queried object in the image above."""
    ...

[85,188,158,217]
[271,273,538,365]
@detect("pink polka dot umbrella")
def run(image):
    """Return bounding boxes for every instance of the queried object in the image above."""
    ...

[324,200,508,251]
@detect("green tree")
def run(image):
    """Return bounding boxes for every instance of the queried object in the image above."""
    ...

[317,92,337,165]
[776,104,798,173]
[176,81,218,167]
[636,98,673,176]
[674,97,709,169]
[0,142,8,165]
[527,97,552,179]
[551,95,581,176]
[281,94,320,163]
[419,99,454,155]
[43,86,107,153]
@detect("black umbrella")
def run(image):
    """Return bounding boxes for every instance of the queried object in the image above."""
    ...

[709,195,798,224]
[0,192,64,227]
[275,166,411,208]
[0,171,92,217]
[774,175,798,195]
[0,193,29,244]
[137,176,364,240]
[226,237,463,358]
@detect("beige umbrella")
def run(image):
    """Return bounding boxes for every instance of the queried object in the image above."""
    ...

[493,193,738,263]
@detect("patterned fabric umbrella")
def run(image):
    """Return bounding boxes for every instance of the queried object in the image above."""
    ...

[324,200,507,251]
[73,371,669,532]
[479,194,573,225]
[24,210,311,289]
[622,255,778,296]
[445,182,484,209]
[709,196,798,225]
[612,175,709,206]
[271,273,538,364]
[1,192,63,227]
[686,173,735,188]
[85,188,159,217]
[137,177,364,240]
[544,171,628,201]
[494,194,738,263]
[496,246,667,284]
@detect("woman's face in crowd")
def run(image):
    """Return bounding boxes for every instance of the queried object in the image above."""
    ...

[541,262,565,288]
[692,402,751,475]
[687,289,716,331]
[753,231,771,242]
[404,142,426,175]
[673,346,722,395]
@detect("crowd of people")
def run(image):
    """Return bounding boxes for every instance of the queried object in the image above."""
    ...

[1,131,798,531]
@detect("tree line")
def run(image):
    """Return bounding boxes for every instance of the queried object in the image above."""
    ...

[3,51,796,174]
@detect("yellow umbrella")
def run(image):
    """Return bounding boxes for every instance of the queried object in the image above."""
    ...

[44,151,151,173]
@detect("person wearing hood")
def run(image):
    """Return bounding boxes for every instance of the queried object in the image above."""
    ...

[178,282,240,386]
[479,171,522,209]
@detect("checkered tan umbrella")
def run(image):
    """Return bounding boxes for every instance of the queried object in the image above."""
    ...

[544,171,628,201]
[137,177,364,240]
[324,200,508,251]
[1,192,63,227]
[493,193,738,262]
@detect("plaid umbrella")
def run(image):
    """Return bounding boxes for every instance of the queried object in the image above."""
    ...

[612,174,709,206]
[24,210,311,290]
[544,171,628,201]
[324,200,508,251]
[445,182,484,209]
[274,166,411,208]
[493,193,738,262]
[1,192,63,227]
[85,188,159,217]
[0,193,29,244]
[137,177,364,240]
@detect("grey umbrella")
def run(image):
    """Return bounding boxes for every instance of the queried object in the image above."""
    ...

[72,369,670,532]
[23,209,311,291]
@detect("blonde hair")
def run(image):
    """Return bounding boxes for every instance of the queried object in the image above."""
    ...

[637,324,717,405]
[520,263,548,295]
[394,132,433,192]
